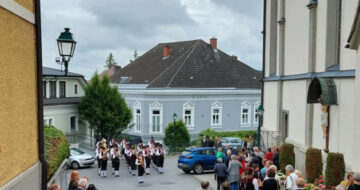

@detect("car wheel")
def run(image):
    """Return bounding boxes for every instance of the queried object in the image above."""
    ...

[71,161,80,169]
[193,163,203,174]
[183,169,191,174]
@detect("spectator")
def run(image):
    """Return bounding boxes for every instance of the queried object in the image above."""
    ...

[217,148,223,159]
[336,185,347,190]
[69,181,78,190]
[86,184,97,190]
[222,182,230,190]
[284,165,298,190]
[247,139,253,153]
[238,155,246,175]
[242,138,248,149]
[264,165,278,180]
[241,168,255,190]
[198,181,210,190]
[296,178,305,190]
[225,149,232,168]
[216,137,222,148]
[262,168,280,190]
[265,148,273,162]
[77,178,88,190]
[228,155,242,190]
[294,170,303,179]
[260,160,268,177]
[232,147,239,155]
[272,147,280,169]
[68,171,79,190]
[48,184,61,190]
[208,137,215,147]
[253,171,262,190]
[341,172,355,188]
[348,172,360,190]
[201,135,208,147]
[82,176,89,183]
[214,158,228,190]
[257,148,265,159]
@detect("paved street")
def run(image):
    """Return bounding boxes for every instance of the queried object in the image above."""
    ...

[67,156,214,190]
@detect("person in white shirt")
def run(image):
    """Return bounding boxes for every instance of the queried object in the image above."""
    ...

[285,164,298,190]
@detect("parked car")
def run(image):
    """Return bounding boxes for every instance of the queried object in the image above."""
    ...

[177,147,226,174]
[221,137,243,149]
[68,148,95,169]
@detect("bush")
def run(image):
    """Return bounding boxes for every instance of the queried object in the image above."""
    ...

[279,143,295,172]
[305,148,323,183]
[325,152,345,189]
[163,120,190,153]
[44,125,70,180]
[196,128,257,145]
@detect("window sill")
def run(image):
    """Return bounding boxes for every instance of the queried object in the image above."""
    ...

[210,125,222,129]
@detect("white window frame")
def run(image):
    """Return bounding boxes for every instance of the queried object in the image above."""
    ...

[44,117,55,126]
[241,101,251,126]
[149,102,163,134]
[183,102,195,129]
[69,115,78,132]
[211,101,222,128]
[254,101,261,125]
[133,101,141,133]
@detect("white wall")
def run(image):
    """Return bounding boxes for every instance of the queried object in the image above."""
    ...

[282,80,307,146]
[315,0,328,72]
[263,82,279,132]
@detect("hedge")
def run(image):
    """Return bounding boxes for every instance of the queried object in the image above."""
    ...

[279,143,295,173]
[325,152,345,189]
[305,148,323,183]
[44,125,70,180]
[193,128,257,146]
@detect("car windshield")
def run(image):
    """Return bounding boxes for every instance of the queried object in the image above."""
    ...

[230,139,241,143]
[71,148,85,155]
[181,150,193,156]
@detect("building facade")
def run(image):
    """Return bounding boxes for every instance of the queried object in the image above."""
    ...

[262,0,359,173]
[0,0,44,189]
[111,39,262,142]
[43,67,92,148]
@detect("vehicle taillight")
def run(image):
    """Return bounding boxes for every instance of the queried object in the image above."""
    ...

[185,156,193,159]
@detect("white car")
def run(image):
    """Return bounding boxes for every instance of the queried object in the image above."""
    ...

[68,148,95,169]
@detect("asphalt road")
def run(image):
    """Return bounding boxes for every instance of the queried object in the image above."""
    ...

[67,156,209,190]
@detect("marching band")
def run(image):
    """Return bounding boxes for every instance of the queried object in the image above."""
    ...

[94,137,166,184]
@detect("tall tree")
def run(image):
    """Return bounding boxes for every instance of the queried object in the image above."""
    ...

[105,52,117,69]
[163,120,190,153]
[129,50,139,63]
[78,73,132,140]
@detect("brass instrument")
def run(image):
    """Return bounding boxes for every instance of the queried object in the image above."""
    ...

[138,156,145,169]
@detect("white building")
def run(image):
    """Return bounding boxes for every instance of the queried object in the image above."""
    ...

[262,0,360,172]
[43,67,92,148]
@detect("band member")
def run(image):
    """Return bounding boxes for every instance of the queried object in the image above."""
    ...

[113,148,121,177]
[109,138,116,147]
[156,144,165,174]
[152,145,158,170]
[136,151,146,183]
[95,146,102,175]
[120,138,127,156]
[110,142,117,175]
[124,144,131,170]
[130,147,137,176]
[100,147,108,177]
[137,141,143,152]
[144,146,151,175]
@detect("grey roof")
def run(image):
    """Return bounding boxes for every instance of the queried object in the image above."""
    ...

[43,97,82,106]
[111,39,262,89]
[43,67,84,77]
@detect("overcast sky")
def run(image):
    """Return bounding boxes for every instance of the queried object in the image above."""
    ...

[41,0,263,79]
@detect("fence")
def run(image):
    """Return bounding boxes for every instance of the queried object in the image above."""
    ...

[260,130,280,150]
[47,159,68,189]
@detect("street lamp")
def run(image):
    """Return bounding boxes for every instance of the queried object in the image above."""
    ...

[57,28,76,76]
[173,113,177,153]
[257,105,264,147]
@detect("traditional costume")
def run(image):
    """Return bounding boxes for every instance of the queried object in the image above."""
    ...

[136,152,146,183]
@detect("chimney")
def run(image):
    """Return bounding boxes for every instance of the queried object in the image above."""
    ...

[210,37,217,49]
[163,46,170,57]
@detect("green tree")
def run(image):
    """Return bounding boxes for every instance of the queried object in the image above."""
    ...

[163,120,190,153]
[78,73,132,140]
[105,52,117,69]
[129,50,139,63]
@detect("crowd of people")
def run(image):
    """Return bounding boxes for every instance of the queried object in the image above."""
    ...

[94,137,165,183]
[48,170,97,190]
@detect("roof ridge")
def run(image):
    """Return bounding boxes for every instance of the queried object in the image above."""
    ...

[147,40,200,86]
[166,40,201,87]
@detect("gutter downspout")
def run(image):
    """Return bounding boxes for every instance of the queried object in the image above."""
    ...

[35,0,47,189]
[258,0,267,148]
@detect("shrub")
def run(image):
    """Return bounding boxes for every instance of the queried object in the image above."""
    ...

[196,128,257,145]
[306,148,323,183]
[163,120,190,153]
[44,125,70,180]
[325,152,345,189]
[279,143,295,172]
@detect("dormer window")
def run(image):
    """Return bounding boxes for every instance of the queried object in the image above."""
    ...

[120,77,129,84]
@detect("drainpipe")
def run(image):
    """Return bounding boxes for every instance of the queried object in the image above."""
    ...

[259,0,267,148]
[35,0,47,189]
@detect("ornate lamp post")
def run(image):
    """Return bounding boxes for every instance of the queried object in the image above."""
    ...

[57,28,76,76]
[173,113,177,153]
[257,105,264,147]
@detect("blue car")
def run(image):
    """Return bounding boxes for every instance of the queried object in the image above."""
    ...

[177,147,226,174]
